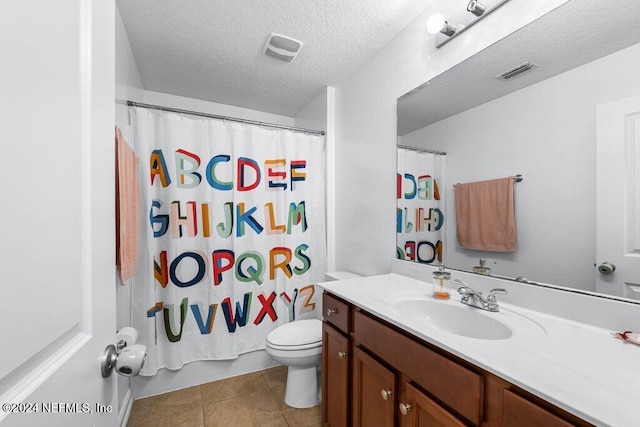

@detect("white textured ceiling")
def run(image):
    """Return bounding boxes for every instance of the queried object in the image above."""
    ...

[117,0,433,117]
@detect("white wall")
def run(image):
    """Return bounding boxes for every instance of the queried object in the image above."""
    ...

[294,88,328,131]
[400,42,640,290]
[294,87,337,271]
[333,0,570,276]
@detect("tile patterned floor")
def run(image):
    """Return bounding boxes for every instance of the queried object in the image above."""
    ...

[127,366,322,427]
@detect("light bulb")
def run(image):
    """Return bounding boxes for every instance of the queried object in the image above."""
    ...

[426,13,456,37]
[426,13,446,35]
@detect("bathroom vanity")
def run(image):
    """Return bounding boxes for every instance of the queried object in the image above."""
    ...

[319,270,640,426]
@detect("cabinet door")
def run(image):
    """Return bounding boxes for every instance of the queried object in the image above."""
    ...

[352,346,396,427]
[398,382,466,427]
[323,323,350,427]
[503,389,574,427]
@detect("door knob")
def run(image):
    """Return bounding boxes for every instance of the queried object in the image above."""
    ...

[381,389,392,400]
[598,262,616,274]
[399,403,412,415]
[326,308,338,316]
[337,351,346,359]
[101,345,118,378]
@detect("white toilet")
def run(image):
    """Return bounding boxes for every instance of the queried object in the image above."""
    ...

[265,272,362,409]
[265,318,323,408]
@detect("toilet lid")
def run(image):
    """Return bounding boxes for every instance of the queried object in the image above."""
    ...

[267,319,322,347]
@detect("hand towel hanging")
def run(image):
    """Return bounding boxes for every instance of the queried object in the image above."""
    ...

[454,176,516,252]
[115,127,140,282]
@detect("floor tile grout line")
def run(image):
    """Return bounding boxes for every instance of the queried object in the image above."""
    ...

[199,385,205,427]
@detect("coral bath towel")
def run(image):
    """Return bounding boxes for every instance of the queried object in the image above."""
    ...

[116,127,139,282]
[455,177,516,252]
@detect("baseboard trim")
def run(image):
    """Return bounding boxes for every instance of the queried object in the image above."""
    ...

[118,388,133,427]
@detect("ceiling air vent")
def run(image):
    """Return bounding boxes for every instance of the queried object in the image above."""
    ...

[263,33,303,63]
[496,61,538,80]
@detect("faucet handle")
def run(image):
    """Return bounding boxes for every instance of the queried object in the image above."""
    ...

[487,288,507,302]
[454,279,469,288]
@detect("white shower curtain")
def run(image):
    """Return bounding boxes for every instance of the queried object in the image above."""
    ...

[396,148,446,264]
[129,107,327,375]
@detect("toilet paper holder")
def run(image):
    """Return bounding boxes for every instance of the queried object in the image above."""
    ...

[101,327,146,378]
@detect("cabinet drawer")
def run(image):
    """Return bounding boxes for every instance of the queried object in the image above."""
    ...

[503,389,574,427]
[353,310,484,425]
[323,292,350,333]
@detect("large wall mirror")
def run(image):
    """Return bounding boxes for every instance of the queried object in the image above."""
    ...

[397,0,640,302]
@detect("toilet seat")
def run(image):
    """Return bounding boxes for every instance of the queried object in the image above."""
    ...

[266,319,322,350]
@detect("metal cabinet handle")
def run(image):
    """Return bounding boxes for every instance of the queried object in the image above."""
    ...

[337,351,346,359]
[399,403,412,415]
[381,389,392,400]
[326,308,338,316]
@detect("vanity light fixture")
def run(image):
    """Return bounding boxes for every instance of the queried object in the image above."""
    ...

[467,1,486,17]
[428,0,512,48]
[426,13,457,37]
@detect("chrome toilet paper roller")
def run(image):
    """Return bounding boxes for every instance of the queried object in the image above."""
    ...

[101,327,147,377]
[597,262,616,275]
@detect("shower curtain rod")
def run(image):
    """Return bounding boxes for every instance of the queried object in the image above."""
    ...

[397,144,446,155]
[126,101,325,136]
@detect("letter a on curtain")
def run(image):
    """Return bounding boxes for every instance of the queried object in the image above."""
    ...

[129,107,326,375]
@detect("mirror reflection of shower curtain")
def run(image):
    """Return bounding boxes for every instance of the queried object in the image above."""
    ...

[396,148,446,264]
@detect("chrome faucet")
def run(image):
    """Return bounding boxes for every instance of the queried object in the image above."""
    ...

[455,279,507,312]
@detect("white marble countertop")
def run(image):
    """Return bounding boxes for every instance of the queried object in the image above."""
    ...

[318,273,640,426]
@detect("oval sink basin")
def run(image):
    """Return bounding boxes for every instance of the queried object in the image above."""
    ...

[394,298,543,340]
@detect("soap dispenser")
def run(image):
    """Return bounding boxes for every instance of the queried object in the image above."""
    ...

[473,259,494,275]
[432,264,451,300]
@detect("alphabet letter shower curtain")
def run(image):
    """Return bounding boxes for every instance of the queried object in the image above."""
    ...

[129,107,326,375]
[396,147,446,264]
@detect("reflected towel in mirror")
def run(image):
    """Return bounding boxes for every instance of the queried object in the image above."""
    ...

[455,177,515,252]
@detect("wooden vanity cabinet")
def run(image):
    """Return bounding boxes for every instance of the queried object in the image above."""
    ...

[323,323,349,426]
[353,309,477,426]
[398,382,466,427]
[322,293,351,427]
[351,346,464,427]
[502,389,575,427]
[352,346,396,426]
[321,291,592,427]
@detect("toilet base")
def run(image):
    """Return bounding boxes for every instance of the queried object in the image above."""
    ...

[284,365,320,408]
